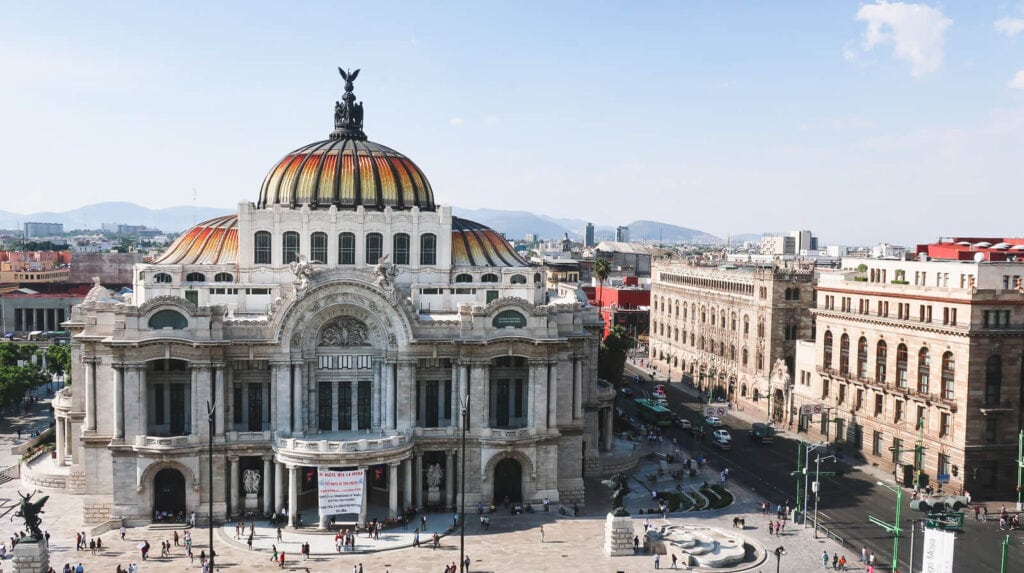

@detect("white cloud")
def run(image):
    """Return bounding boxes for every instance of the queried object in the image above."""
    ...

[483,115,499,127]
[995,16,1024,37]
[449,117,464,126]
[854,1,952,77]
[1009,70,1024,90]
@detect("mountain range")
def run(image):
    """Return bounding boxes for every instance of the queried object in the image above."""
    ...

[0,201,760,244]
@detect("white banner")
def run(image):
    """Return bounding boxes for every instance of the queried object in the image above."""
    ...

[318,469,364,515]
[921,527,955,573]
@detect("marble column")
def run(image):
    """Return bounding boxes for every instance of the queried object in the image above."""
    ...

[287,465,299,527]
[445,451,455,509]
[319,468,331,530]
[229,456,240,518]
[263,457,273,514]
[55,414,65,467]
[274,462,285,513]
[292,362,304,435]
[350,381,359,430]
[573,357,583,420]
[527,362,537,429]
[63,418,71,460]
[472,363,490,429]
[331,382,339,431]
[451,361,460,427]
[533,361,548,433]
[213,365,225,435]
[414,453,423,507]
[372,359,382,431]
[384,361,396,430]
[358,466,369,525]
[112,364,124,439]
[138,366,148,435]
[389,462,400,518]
[192,365,211,437]
[397,361,416,430]
[403,458,413,508]
[548,360,558,429]
[604,408,614,450]
[84,358,96,431]
[272,362,290,434]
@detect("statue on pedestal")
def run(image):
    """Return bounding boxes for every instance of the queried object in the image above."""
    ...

[15,491,49,540]
[601,472,631,517]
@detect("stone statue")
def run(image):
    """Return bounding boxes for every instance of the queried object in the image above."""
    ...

[600,472,631,517]
[373,254,399,289]
[242,469,261,495]
[289,254,317,290]
[770,358,791,387]
[83,276,113,303]
[318,316,371,347]
[15,490,49,540]
[426,463,444,489]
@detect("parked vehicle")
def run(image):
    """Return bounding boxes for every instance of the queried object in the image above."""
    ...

[704,416,723,428]
[675,418,692,430]
[712,430,732,450]
[749,422,776,444]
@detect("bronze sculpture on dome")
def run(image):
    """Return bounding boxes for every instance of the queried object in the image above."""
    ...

[333,67,366,140]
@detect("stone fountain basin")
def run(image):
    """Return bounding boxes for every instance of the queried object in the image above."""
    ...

[647,525,746,568]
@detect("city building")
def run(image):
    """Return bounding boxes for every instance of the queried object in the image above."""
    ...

[760,229,819,256]
[593,241,665,279]
[615,226,630,243]
[648,259,815,420]
[584,223,595,248]
[58,73,610,526]
[587,276,650,341]
[791,251,1024,496]
[23,222,64,238]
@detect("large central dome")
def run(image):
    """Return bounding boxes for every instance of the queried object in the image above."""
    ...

[257,69,435,211]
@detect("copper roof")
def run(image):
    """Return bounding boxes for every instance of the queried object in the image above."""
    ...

[154,215,238,265]
[451,217,528,267]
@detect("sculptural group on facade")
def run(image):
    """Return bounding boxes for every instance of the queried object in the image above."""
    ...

[319,316,371,347]
[242,469,261,495]
[426,463,444,489]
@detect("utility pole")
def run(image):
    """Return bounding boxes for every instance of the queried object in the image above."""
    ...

[812,454,836,538]
[794,441,805,523]
[1016,429,1023,511]
[869,481,904,573]
[1001,533,1011,573]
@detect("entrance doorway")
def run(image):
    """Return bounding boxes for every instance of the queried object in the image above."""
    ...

[492,458,522,505]
[153,468,186,518]
[772,389,785,423]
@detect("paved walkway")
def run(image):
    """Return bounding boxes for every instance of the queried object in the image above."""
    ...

[0,379,58,468]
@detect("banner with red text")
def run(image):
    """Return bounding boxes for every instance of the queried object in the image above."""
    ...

[317,468,364,515]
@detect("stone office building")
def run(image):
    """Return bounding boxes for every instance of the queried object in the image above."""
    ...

[57,73,611,526]
[648,259,815,421]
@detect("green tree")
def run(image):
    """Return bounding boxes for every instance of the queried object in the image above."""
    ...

[598,325,630,383]
[45,344,71,382]
[594,258,610,310]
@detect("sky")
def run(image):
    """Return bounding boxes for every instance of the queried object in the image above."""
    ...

[2,1,1023,245]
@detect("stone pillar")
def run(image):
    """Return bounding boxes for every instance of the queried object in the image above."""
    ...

[319,467,331,530]
[372,359,382,431]
[451,361,460,426]
[292,362,304,435]
[62,418,71,460]
[350,381,359,430]
[138,366,148,435]
[573,357,583,420]
[305,358,316,434]
[55,413,65,467]
[272,362,290,434]
[604,408,614,450]
[274,462,285,513]
[263,456,273,514]
[384,361,395,430]
[403,457,413,508]
[112,364,124,439]
[331,381,339,431]
[229,456,240,518]
[358,466,369,525]
[389,462,399,518]
[414,452,423,507]
[213,364,225,435]
[397,360,416,430]
[84,358,96,431]
[527,361,537,429]
[192,365,211,437]
[287,465,299,527]
[460,363,470,429]
[472,362,490,429]
[445,451,455,509]
[548,360,558,429]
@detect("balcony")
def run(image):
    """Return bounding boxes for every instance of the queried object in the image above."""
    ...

[132,434,199,451]
[275,432,410,454]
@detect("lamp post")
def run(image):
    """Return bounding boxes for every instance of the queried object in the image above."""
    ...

[459,395,469,572]
[812,454,836,538]
[206,400,216,570]
[773,545,786,573]
[869,481,904,573]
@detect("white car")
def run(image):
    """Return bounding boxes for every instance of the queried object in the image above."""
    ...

[712,429,732,442]
[704,416,723,427]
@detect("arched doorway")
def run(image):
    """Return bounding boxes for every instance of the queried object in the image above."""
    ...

[493,458,522,504]
[772,389,785,423]
[153,468,186,518]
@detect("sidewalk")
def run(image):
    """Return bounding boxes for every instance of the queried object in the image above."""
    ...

[0,380,58,468]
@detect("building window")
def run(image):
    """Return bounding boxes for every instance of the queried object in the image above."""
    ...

[455,273,473,283]
[985,418,998,443]
[839,334,850,376]
[857,337,868,379]
[338,232,355,265]
[837,383,846,405]
[985,355,1002,406]
[821,378,830,400]
[392,233,410,265]
[938,453,950,478]
[874,394,883,417]
[873,431,883,456]
[510,274,526,285]
[892,438,903,463]
[756,352,764,371]
[855,388,864,411]
[743,315,749,335]
[939,412,951,438]
[876,340,887,383]
[365,233,383,264]
[254,231,271,265]
[941,352,954,400]
[894,399,904,423]
[185,272,206,283]
[481,273,499,283]
[823,330,833,370]
[916,405,926,431]
[154,273,172,284]
[757,321,765,338]
[896,344,908,388]
[742,348,748,366]
[310,232,328,263]
[917,347,930,394]
[282,231,300,264]
[214,272,233,282]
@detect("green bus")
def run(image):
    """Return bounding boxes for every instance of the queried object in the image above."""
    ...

[634,398,673,427]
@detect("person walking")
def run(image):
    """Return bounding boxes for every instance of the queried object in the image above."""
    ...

[654,553,661,569]
[671,553,678,569]
[821,550,829,569]
[270,545,278,562]
[539,525,545,543]
[860,546,868,563]
[633,535,640,554]
[119,526,126,541]
[276,526,283,542]
[768,522,774,535]
[832,552,839,570]
[278,551,285,568]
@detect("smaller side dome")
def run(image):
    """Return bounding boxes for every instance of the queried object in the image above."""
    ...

[155,215,238,265]
[451,217,529,267]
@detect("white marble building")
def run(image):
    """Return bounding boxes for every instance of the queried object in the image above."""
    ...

[55,73,612,526]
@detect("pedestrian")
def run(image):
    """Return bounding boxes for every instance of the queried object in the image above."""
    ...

[821,550,829,569]
[671,553,678,569]
[463,555,471,572]
[982,505,988,521]
[540,525,544,543]
[119,526,126,541]
[432,531,440,549]
[869,552,876,566]
[270,545,278,562]
[838,555,847,570]
[633,535,640,554]
[654,552,661,569]
[832,552,838,569]
[413,528,420,547]
[778,520,784,535]
[860,546,868,563]
[974,504,981,521]
[276,526,283,542]
[768,521,774,535]
[247,532,253,550]
[279,551,285,568]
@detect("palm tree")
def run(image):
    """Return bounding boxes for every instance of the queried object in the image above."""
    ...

[594,258,610,311]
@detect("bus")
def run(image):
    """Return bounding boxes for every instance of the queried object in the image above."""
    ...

[634,398,673,427]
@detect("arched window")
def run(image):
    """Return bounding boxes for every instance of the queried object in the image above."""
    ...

[917,347,930,394]
[784,288,792,301]
[391,233,410,265]
[720,311,726,328]
[533,273,541,283]
[690,333,695,346]
[254,231,271,265]
[719,342,725,356]
[365,232,383,264]
[857,337,868,379]
[282,231,300,264]
[896,344,908,388]
[481,273,499,283]
[310,232,328,263]
[674,328,679,342]
[743,315,750,335]
[757,352,764,371]
[510,274,527,284]
[730,345,736,360]
[876,340,887,382]
[731,313,737,330]
[839,334,850,375]
[455,273,473,283]
[148,309,187,329]
[701,307,707,323]
[185,272,206,283]
[420,233,437,265]
[757,321,765,338]
[154,272,172,284]
[792,288,800,301]
[214,272,233,282]
[338,232,355,265]
[675,302,679,318]
[941,351,954,400]
[985,355,1002,406]
[742,348,749,366]
[823,330,833,369]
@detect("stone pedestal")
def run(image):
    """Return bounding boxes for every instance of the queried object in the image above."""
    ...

[13,538,48,573]
[244,493,259,514]
[427,486,441,506]
[604,513,635,556]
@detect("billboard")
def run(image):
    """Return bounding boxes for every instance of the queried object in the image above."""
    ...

[317,468,364,515]
[921,527,955,573]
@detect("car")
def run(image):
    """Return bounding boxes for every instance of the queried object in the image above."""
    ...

[704,416,723,427]
[619,387,634,397]
[654,397,669,408]
[654,384,667,394]
[712,429,732,442]
[653,389,666,399]
[675,418,692,430]
[749,422,776,444]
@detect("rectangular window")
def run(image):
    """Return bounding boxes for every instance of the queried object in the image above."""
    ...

[185,290,198,305]
[916,405,926,431]
[444,380,452,420]
[254,231,272,265]
[338,383,352,430]
[985,418,997,443]
[874,394,883,417]
[232,384,243,425]
[855,388,863,411]
[894,399,904,423]
[420,234,437,266]
[154,383,165,426]
[892,438,903,464]
[247,383,264,431]
[938,453,950,478]
[311,232,328,263]
[365,233,383,264]
[837,384,846,405]
[282,231,300,264]
[873,430,883,456]
[357,380,372,430]
[393,234,410,265]
[318,382,333,430]
[821,379,830,400]
[486,290,499,303]
[514,379,524,418]
[939,412,950,438]
[338,233,355,265]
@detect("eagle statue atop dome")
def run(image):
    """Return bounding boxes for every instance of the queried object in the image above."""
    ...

[333,67,366,139]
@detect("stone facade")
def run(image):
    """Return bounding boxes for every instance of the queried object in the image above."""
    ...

[791,257,1024,497]
[648,260,815,421]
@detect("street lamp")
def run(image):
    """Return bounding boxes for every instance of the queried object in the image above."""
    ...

[773,545,786,573]
[459,395,469,572]
[869,481,904,573]
[812,454,835,538]
[206,400,216,570]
